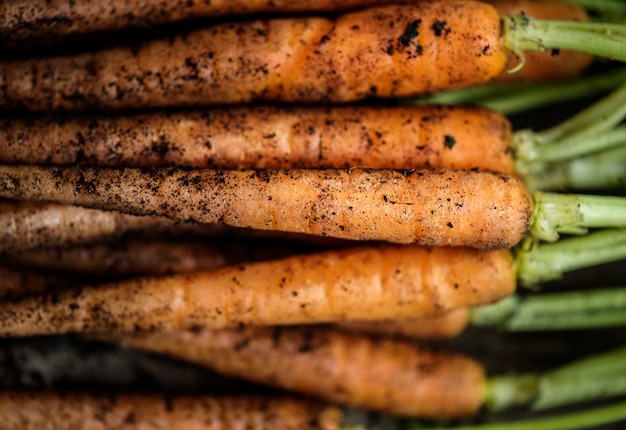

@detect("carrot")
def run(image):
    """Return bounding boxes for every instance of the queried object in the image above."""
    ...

[109,325,626,418]
[4,79,626,195]
[0,266,80,299]
[0,166,533,249]
[0,199,193,255]
[113,325,486,419]
[1,2,624,111]
[0,244,516,337]
[3,238,310,280]
[0,105,514,173]
[0,226,625,337]
[339,286,626,340]
[0,390,342,430]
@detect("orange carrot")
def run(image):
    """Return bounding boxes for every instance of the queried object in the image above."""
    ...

[111,325,486,418]
[0,200,190,254]
[0,390,342,430]
[0,105,514,173]
[0,2,508,111]
[0,166,532,249]
[0,244,515,337]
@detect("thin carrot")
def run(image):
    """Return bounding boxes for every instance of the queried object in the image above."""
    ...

[1,2,624,111]
[0,244,516,337]
[0,227,624,337]
[0,105,514,173]
[0,166,533,249]
[109,325,626,418]
[0,390,343,430]
[0,199,191,255]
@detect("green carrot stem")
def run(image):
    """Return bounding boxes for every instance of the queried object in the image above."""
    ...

[514,229,626,287]
[406,67,626,115]
[485,346,626,413]
[410,400,626,430]
[524,144,626,191]
[471,287,626,331]
[568,0,626,15]
[529,192,626,242]
[503,15,626,73]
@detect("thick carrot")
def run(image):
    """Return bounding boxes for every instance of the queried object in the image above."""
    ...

[0,200,189,254]
[0,2,508,111]
[0,105,514,173]
[0,166,532,249]
[0,390,342,430]
[488,0,594,83]
[112,325,486,419]
[0,244,516,337]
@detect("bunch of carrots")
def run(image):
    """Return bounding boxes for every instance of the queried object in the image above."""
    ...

[1,0,626,428]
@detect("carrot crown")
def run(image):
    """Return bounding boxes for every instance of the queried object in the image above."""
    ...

[503,14,626,73]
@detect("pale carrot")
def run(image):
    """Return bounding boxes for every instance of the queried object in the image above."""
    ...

[0,200,188,255]
[0,244,516,337]
[0,166,533,249]
[0,105,514,173]
[0,390,342,430]
[1,2,624,111]
[112,325,486,419]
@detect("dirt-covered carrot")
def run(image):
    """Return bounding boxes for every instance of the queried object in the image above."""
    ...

[4,82,626,193]
[0,244,517,337]
[339,286,626,340]
[0,266,80,299]
[0,227,624,337]
[0,390,343,430]
[0,199,191,255]
[0,105,514,173]
[1,2,625,111]
[109,326,626,419]
[0,167,534,249]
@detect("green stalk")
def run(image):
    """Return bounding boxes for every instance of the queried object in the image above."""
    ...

[514,229,626,287]
[568,0,626,16]
[406,67,626,115]
[529,192,626,242]
[503,16,626,72]
[471,287,626,331]
[485,346,626,412]
[408,400,626,430]
[524,144,626,191]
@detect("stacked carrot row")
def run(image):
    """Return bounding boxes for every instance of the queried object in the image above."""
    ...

[0,1,625,429]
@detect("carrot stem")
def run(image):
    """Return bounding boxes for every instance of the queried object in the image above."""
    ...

[525,144,626,191]
[514,229,626,287]
[529,192,626,242]
[485,345,626,412]
[411,400,626,430]
[471,287,626,331]
[406,67,626,115]
[567,0,626,16]
[503,15,626,72]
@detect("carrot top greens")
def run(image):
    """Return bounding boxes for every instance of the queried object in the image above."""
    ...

[503,14,626,72]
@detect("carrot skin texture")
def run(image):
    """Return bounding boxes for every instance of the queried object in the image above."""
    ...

[0,105,514,173]
[114,325,486,418]
[0,2,506,111]
[0,166,532,249]
[0,245,516,337]
[489,0,593,83]
[0,391,342,430]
